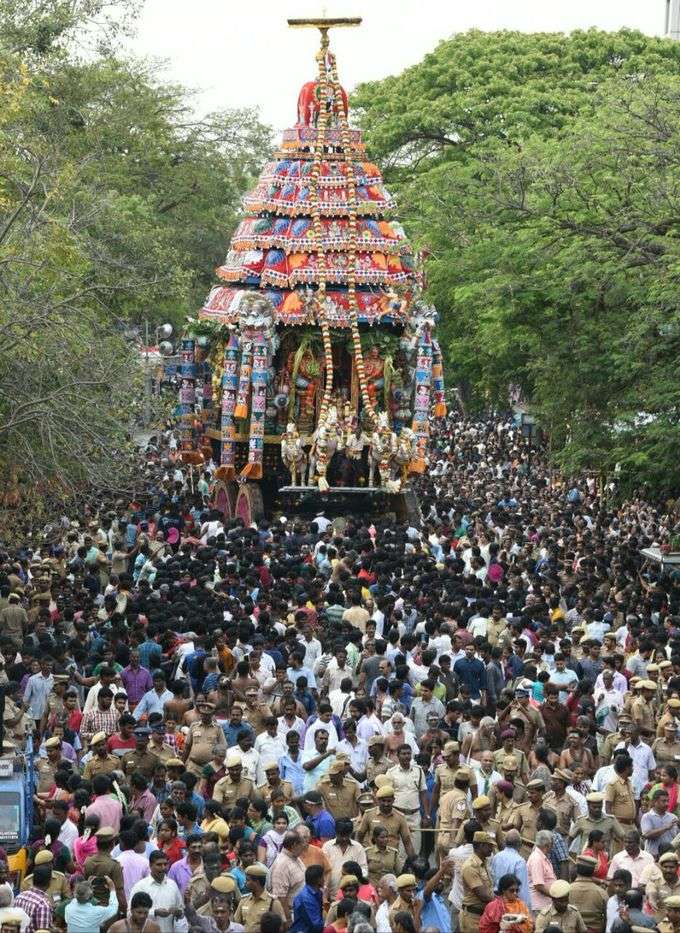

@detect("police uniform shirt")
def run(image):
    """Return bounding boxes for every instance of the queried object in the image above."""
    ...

[233,891,285,933]
[365,844,399,886]
[568,877,607,929]
[212,776,254,807]
[356,806,412,850]
[317,776,360,819]
[535,904,587,933]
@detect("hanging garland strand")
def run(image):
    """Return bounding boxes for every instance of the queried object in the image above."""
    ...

[309,35,334,424]
[328,50,378,427]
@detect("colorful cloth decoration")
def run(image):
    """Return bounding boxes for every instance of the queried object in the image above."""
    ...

[432,339,447,418]
[234,339,253,420]
[219,334,240,477]
[409,329,433,473]
[240,329,269,480]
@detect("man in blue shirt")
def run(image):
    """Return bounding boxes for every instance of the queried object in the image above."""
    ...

[290,864,324,933]
[453,643,487,702]
[303,790,336,843]
[490,828,530,905]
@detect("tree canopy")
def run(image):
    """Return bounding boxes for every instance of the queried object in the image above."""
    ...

[354,30,680,492]
[0,0,271,508]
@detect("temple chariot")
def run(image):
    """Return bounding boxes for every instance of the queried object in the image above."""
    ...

[177,18,446,524]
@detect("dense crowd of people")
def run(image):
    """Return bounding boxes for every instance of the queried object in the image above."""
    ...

[0,412,680,933]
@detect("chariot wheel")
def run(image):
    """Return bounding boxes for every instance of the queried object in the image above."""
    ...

[234,483,265,525]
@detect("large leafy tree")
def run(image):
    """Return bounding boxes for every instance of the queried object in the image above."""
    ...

[354,31,680,491]
[0,0,271,511]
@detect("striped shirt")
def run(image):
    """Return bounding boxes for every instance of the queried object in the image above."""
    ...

[15,887,53,932]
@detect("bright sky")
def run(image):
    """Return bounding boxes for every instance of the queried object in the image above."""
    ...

[130,0,666,132]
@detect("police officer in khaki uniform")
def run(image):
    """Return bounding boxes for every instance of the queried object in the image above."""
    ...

[257,761,295,805]
[388,874,419,930]
[233,864,285,933]
[121,727,158,780]
[35,737,71,794]
[631,681,658,739]
[184,701,227,777]
[659,894,680,933]
[318,760,360,819]
[366,735,391,785]
[460,831,495,933]
[386,745,430,855]
[213,754,254,807]
[510,778,545,856]
[657,699,680,738]
[437,769,472,856]
[654,721,680,769]
[83,826,126,912]
[488,756,528,810]
[195,874,240,919]
[82,732,119,780]
[431,741,462,812]
[600,714,632,764]
[365,825,399,887]
[647,853,680,921]
[535,880,587,933]
[455,795,505,848]
[569,791,625,855]
[568,854,607,932]
[493,733,530,783]
[604,755,636,849]
[356,785,415,859]
[21,850,70,906]
[543,769,579,837]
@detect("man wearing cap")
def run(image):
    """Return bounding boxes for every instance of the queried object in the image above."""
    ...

[489,756,528,813]
[35,737,70,794]
[535,881,586,933]
[385,744,430,854]
[493,730,530,784]
[599,714,631,765]
[657,699,680,738]
[20,850,71,906]
[604,754,636,829]
[654,721,680,769]
[356,785,415,859]
[234,864,285,932]
[148,722,175,763]
[366,734,391,785]
[388,874,420,931]
[455,795,504,849]
[569,791,625,856]
[659,894,680,933]
[184,701,227,778]
[460,831,495,932]
[437,769,473,857]
[122,727,159,780]
[83,732,120,780]
[83,827,126,914]
[212,755,254,808]
[257,762,295,806]
[317,760,360,820]
[631,681,659,739]
[569,854,607,933]
[191,873,239,925]
[647,853,680,921]
[543,770,579,837]
[510,779,546,857]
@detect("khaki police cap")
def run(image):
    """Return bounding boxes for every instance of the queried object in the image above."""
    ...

[443,741,460,754]
[368,735,385,748]
[586,792,604,803]
[664,895,680,908]
[527,779,546,790]
[550,881,571,898]
[473,831,497,845]
[502,756,519,771]
[44,737,61,749]
[34,850,54,865]
[245,865,267,879]
[90,732,107,746]
[659,852,679,865]
[472,795,491,810]
[96,827,116,840]
[211,875,237,894]
[396,874,417,889]
[340,875,359,889]
[329,760,345,775]
[376,785,395,799]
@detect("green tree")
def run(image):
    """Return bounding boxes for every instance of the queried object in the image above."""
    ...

[0,1,271,509]
[354,30,680,491]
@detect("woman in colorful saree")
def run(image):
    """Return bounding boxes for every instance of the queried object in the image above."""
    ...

[480,873,533,933]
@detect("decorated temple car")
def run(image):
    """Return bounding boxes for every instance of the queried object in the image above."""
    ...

[178,18,445,524]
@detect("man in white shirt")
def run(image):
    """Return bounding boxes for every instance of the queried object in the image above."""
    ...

[129,850,188,933]
[614,727,656,798]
